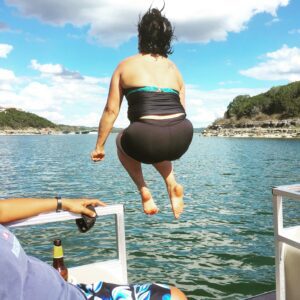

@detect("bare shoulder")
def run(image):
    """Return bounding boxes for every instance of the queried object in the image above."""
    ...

[166,57,177,68]
[117,54,140,69]
[166,58,184,84]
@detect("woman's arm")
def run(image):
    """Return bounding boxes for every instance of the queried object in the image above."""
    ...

[0,198,105,224]
[91,66,123,161]
[173,64,186,109]
[179,83,186,109]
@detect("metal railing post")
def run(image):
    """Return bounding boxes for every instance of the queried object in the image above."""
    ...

[273,192,285,300]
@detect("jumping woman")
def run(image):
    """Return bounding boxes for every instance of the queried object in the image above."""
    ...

[91,7,193,219]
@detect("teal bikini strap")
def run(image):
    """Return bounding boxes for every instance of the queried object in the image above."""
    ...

[126,86,179,96]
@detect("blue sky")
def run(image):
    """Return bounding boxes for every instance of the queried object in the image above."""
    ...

[0,0,300,127]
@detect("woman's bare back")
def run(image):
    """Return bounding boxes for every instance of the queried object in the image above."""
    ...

[119,54,183,92]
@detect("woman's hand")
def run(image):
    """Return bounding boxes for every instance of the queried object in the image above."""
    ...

[91,147,105,162]
[62,199,106,217]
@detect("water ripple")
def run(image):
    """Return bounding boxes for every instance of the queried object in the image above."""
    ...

[1,135,300,299]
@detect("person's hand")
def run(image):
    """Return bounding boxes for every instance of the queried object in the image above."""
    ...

[62,199,106,217]
[91,147,105,162]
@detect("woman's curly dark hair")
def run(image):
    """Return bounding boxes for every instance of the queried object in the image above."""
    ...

[138,8,174,57]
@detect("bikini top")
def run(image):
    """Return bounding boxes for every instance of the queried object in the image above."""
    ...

[123,86,186,122]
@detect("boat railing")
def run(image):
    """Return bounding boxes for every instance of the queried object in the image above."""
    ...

[7,204,128,285]
[273,184,300,300]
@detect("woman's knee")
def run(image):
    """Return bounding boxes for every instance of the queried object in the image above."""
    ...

[170,286,187,300]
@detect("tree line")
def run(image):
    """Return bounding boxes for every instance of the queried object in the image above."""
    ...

[225,81,300,119]
[0,108,99,132]
[0,108,56,129]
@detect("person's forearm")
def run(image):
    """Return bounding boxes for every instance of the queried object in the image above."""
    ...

[95,109,118,149]
[0,198,105,224]
[0,198,59,223]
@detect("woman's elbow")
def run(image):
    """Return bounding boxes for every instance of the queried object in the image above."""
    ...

[104,106,119,119]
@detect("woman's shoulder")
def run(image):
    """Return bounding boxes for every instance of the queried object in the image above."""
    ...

[165,58,183,81]
[113,55,139,76]
[118,54,177,68]
[164,57,179,69]
[118,54,140,67]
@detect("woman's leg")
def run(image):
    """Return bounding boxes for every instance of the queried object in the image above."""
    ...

[116,133,159,215]
[153,161,184,219]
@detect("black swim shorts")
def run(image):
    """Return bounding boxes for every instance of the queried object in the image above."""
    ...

[120,115,193,164]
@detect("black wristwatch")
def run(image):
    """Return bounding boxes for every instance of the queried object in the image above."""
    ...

[55,196,62,212]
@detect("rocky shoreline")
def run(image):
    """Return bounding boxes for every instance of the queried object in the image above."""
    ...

[202,118,300,139]
[0,127,64,135]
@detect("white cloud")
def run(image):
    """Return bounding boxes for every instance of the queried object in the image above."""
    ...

[19,82,55,111]
[69,112,100,128]
[38,111,65,123]
[31,59,63,74]
[289,28,300,35]
[0,58,269,127]
[240,45,300,82]
[30,59,83,79]
[218,80,241,86]
[185,85,268,127]
[0,61,110,125]
[0,44,13,58]
[0,68,17,92]
[0,68,16,81]
[5,0,289,46]
[265,17,280,26]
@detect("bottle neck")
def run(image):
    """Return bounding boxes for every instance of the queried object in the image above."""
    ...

[53,245,64,259]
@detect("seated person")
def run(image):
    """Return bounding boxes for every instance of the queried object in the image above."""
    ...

[0,197,187,300]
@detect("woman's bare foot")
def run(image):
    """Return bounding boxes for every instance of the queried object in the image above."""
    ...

[168,184,184,219]
[140,187,159,215]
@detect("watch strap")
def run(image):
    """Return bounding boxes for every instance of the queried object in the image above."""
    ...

[55,196,62,212]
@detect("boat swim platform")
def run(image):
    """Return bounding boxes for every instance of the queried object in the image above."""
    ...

[7,204,128,285]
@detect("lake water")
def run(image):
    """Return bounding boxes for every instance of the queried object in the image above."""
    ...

[1,134,300,299]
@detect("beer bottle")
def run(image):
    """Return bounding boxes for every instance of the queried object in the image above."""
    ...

[52,239,68,281]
